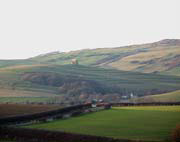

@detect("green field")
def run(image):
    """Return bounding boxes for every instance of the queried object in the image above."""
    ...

[114,106,180,112]
[28,106,180,141]
[131,90,180,102]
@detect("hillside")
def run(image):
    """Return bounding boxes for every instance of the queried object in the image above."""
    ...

[0,64,180,104]
[31,39,180,75]
[130,90,180,102]
[0,39,179,76]
[0,39,179,103]
[160,67,180,76]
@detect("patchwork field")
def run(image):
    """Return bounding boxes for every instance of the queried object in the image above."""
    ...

[0,104,61,118]
[109,48,180,73]
[28,106,180,141]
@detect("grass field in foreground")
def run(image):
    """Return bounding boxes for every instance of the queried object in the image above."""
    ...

[28,106,180,141]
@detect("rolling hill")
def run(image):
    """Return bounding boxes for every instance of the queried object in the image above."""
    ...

[0,39,179,103]
[130,90,180,102]
[0,39,179,76]
[0,64,180,104]
[30,39,180,75]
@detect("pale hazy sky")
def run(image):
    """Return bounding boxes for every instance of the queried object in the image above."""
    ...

[0,0,179,59]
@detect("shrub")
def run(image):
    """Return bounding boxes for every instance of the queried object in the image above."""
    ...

[172,124,180,142]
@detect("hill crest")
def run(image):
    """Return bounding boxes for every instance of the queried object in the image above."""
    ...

[0,39,179,76]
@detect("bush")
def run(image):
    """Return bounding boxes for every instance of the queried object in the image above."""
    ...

[172,124,180,142]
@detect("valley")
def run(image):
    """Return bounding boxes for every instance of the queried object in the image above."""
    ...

[0,39,180,142]
[0,63,179,104]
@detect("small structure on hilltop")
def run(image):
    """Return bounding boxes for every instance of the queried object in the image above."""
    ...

[71,59,78,65]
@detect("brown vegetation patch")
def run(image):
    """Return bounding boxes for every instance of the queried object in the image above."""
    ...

[172,124,180,142]
[0,104,61,118]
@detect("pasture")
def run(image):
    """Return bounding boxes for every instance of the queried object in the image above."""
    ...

[130,90,180,102]
[28,106,180,141]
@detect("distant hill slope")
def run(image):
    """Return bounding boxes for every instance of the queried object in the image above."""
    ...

[0,59,37,68]
[0,64,180,103]
[0,39,179,76]
[160,67,180,76]
[130,90,180,102]
[30,39,180,75]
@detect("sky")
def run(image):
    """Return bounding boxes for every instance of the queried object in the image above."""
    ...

[0,0,179,59]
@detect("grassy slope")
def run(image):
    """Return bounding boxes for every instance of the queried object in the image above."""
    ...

[0,60,37,68]
[0,65,59,93]
[110,47,179,73]
[0,65,61,103]
[160,67,180,76]
[0,64,179,95]
[30,39,180,75]
[0,89,58,97]
[131,90,180,102]
[0,39,179,75]
[28,106,180,141]
[0,88,59,103]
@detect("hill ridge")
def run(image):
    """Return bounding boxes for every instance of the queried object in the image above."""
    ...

[0,39,179,76]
